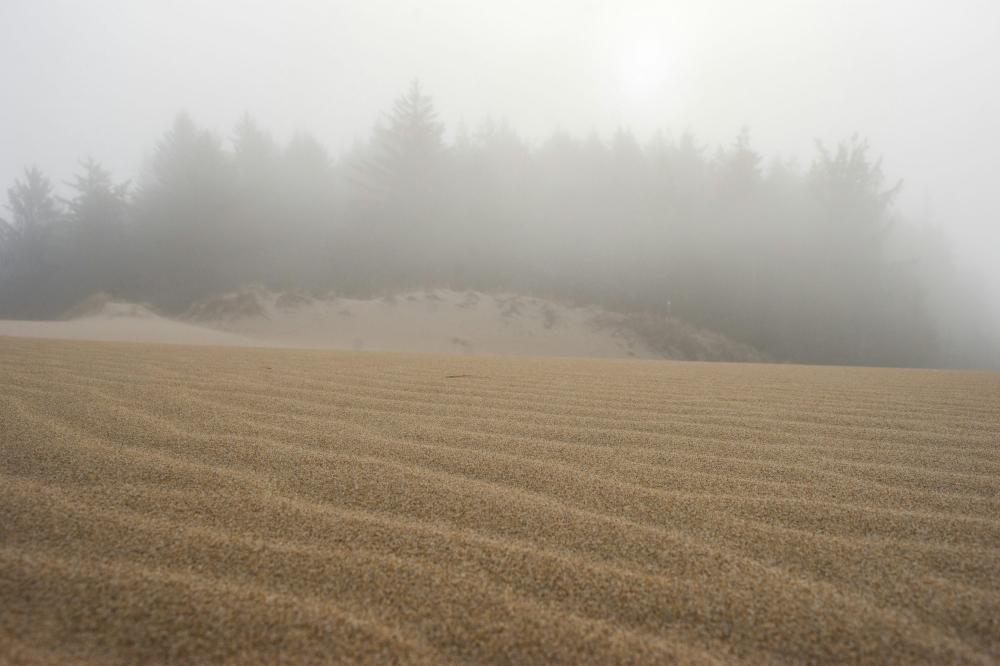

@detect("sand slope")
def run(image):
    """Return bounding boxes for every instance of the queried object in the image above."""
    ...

[1,337,998,663]
[188,287,659,358]
[0,299,262,348]
[2,288,764,361]
[185,286,764,361]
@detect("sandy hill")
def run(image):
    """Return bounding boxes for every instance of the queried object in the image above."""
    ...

[0,293,260,348]
[184,286,763,361]
[0,287,763,361]
[1,336,998,663]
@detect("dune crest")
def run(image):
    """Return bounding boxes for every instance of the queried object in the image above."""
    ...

[185,286,764,360]
[0,294,260,347]
[1,288,763,360]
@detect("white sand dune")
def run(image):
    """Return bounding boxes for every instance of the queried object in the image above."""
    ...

[0,288,763,361]
[0,304,260,347]
[187,287,656,358]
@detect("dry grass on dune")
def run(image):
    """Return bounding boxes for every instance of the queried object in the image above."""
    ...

[1,336,999,664]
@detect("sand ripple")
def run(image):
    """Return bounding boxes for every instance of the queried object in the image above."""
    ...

[1,337,998,663]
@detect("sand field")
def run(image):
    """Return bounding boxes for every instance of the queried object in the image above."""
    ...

[1,336,998,663]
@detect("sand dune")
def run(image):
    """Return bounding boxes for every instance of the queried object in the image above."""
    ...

[0,288,764,361]
[188,287,659,358]
[1,336,998,663]
[185,287,749,360]
[0,299,262,348]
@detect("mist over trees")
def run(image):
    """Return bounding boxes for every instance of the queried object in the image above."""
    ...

[1,82,995,369]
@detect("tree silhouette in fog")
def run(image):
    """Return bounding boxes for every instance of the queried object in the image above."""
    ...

[3,167,61,270]
[360,79,445,197]
[0,85,995,369]
[64,159,131,299]
[137,113,235,309]
[0,168,63,316]
[349,80,449,286]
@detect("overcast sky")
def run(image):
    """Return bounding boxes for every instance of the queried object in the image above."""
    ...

[2,0,998,297]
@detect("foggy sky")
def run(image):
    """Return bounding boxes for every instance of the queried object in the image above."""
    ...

[2,0,998,301]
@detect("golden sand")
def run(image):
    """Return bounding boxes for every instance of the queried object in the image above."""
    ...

[1,336,998,664]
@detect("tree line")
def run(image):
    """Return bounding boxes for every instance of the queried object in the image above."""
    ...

[2,81,995,368]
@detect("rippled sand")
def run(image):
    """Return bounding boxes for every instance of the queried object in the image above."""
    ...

[1,336,998,664]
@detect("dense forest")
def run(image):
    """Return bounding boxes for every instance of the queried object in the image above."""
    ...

[1,82,995,368]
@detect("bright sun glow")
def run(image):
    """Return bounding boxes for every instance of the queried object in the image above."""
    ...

[619,39,671,102]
